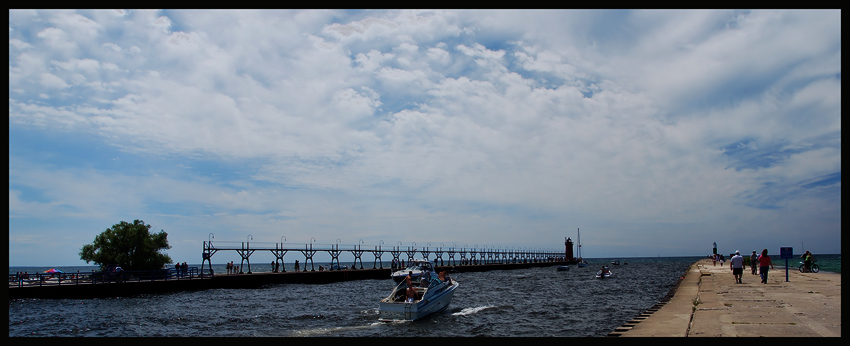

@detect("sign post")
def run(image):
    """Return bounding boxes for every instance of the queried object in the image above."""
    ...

[780,247,793,282]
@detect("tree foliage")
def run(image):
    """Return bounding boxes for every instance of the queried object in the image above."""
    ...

[79,219,172,271]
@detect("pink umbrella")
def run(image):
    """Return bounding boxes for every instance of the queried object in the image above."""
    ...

[43,268,63,273]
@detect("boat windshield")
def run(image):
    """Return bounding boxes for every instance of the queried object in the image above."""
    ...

[407,261,432,271]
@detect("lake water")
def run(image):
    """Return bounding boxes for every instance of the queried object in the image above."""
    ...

[8,255,840,337]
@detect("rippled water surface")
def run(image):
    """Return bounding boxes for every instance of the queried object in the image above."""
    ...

[11,257,702,337]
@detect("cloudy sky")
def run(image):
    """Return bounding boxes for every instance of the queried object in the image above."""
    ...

[9,10,841,267]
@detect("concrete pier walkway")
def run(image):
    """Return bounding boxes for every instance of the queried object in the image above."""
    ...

[9,260,565,299]
[611,258,841,337]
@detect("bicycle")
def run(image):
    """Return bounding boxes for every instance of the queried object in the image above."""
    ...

[798,260,819,273]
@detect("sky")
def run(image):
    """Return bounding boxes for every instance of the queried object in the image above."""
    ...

[8,9,841,267]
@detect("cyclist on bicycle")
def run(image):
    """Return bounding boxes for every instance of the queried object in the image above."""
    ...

[802,251,814,272]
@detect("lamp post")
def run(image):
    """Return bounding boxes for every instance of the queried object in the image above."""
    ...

[307,237,316,272]
[334,238,342,270]
[239,234,253,274]
[358,239,365,269]
[278,236,286,272]
[202,233,214,277]
[377,240,384,269]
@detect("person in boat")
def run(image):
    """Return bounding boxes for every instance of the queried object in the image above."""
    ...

[405,271,414,287]
[420,269,431,287]
[405,285,416,303]
[438,270,451,285]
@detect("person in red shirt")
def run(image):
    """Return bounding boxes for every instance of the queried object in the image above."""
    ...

[757,249,774,284]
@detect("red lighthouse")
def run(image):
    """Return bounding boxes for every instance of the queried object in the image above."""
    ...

[565,237,576,263]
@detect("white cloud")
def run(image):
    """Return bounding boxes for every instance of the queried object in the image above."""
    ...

[48,11,103,40]
[355,49,395,72]
[38,72,69,89]
[8,10,841,265]
[425,46,450,65]
[324,17,398,41]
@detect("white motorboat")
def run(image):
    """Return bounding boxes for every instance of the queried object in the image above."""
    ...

[378,272,459,322]
[595,266,613,279]
[390,259,435,284]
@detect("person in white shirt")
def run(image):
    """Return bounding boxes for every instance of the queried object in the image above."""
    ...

[730,250,745,284]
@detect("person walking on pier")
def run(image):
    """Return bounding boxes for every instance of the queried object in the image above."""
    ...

[750,250,758,275]
[730,250,744,284]
[758,249,774,284]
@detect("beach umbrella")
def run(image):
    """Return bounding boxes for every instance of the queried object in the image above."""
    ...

[43,268,63,273]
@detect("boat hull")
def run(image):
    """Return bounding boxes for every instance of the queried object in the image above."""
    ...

[378,281,458,322]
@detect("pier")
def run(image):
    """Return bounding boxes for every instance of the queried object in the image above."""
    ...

[608,258,841,337]
[9,238,575,300]
[9,261,567,300]
[199,239,570,274]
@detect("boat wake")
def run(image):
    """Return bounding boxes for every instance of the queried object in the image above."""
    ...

[452,305,497,316]
[360,307,379,316]
[289,323,383,336]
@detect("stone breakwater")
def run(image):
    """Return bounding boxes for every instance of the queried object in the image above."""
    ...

[606,260,693,336]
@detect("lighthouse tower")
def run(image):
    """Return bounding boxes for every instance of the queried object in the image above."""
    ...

[565,237,575,262]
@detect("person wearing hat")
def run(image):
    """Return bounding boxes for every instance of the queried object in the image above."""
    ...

[730,250,745,284]
[750,250,758,276]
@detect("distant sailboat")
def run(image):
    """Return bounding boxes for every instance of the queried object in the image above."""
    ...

[577,228,587,268]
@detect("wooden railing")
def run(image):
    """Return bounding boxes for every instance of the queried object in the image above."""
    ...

[8,267,209,288]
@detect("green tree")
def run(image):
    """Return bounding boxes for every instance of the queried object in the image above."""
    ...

[79,219,172,271]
